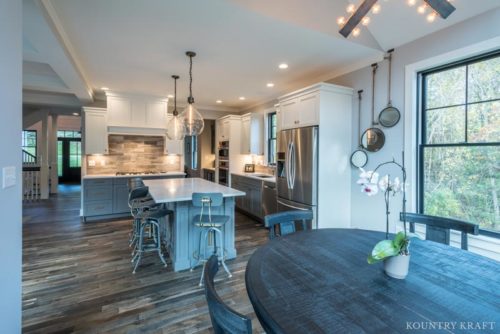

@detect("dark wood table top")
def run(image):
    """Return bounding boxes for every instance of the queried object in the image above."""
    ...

[245,229,500,334]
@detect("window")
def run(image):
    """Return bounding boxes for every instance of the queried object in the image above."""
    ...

[268,112,277,165]
[419,51,499,235]
[57,130,81,138]
[22,130,37,162]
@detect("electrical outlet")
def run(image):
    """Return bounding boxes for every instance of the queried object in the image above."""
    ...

[2,166,16,189]
[88,160,96,167]
[100,160,106,166]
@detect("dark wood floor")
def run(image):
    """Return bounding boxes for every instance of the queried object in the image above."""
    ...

[22,185,268,333]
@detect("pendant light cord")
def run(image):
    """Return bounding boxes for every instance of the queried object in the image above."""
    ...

[174,76,177,116]
[186,51,196,104]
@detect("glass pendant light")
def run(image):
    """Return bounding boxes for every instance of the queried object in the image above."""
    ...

[166,75,185,140]
[180,51,204,136]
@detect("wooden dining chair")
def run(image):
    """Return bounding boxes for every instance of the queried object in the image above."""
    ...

[264,210,314,239]
[203,255,252,334]
[400,212,479,250]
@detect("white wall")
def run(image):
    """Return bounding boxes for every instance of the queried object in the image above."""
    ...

[329,9,500,259]
[0,0,22,331]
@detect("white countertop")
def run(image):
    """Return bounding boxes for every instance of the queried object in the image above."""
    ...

[232,172,276,183]
[144,178,245,203]
[83,171,186,179]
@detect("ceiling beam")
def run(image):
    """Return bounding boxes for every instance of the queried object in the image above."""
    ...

[424,0,456,19]
[339,0,378,38]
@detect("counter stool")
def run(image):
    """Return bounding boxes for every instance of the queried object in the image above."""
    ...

[132,204,172,274]
[190,192,232,286]
[128,183,155,252]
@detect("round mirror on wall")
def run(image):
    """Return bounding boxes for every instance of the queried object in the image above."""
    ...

[350,149,368,168]
[361,128,385,152]
[379,106,400,128]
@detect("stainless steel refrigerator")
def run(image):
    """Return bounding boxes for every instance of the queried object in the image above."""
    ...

[276,126,318,228]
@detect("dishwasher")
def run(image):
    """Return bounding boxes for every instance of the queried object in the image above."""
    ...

[262,180,277,220]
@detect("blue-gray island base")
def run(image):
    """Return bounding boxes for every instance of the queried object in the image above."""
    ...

[143,178,245,272]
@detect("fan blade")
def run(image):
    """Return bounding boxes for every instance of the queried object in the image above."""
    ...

[339,0,378,38]
[424,0,456,19]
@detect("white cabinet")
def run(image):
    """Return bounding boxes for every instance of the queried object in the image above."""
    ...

[106,93,167,129]
[279,92,319,130]
[107,95,132,127]
[83,107,108,154]
[240,113,263,155]
[275,103,281,133]
[218,118,230,141]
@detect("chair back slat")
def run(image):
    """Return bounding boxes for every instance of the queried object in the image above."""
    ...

[401,212,479,250]
[204,256,252,334]
[264,210,313,239]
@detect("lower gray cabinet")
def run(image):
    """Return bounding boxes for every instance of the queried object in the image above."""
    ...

[113,184,130,213]
[83,175,183,221]
[231,174,263,220]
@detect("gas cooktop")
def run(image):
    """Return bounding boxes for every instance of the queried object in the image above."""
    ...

[115,171,168,176]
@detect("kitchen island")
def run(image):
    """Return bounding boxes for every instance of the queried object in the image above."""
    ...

[143,178,245,272]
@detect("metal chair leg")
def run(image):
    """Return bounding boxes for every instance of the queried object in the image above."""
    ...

[133,222,145,274]
[214,228,232,278]
[152,221,167,267]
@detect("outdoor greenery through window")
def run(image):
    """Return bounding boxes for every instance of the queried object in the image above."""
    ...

[419,51,499,235]
[268,112,277,165]
[22,130,37,160]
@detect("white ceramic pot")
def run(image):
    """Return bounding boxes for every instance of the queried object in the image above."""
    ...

[384,254,410,279]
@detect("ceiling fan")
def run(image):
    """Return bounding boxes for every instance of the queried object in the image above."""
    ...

[339,0,456,38]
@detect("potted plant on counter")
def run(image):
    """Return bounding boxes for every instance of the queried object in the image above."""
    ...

[357,152,417,279]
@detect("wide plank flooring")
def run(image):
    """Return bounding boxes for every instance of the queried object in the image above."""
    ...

[22,185,268,333]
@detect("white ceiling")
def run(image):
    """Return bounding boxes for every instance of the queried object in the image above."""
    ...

[23,0,500,110]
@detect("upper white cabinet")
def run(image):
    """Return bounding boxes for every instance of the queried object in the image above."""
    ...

[83,107,108,155]
[106,92,167,129]
[279,91,319,130]
[240,113,263,155]
[217,118,230,142]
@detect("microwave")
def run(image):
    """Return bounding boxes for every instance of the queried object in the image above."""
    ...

[218,148,229,158]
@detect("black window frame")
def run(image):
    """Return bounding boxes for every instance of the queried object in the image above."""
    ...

[267,112,277,165]
[417,49,500,238]
[22,130,37,161]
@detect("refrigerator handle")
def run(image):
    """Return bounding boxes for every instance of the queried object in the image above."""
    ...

[277,199,309,211]
[286,141,292,189]
[290,141,296,189]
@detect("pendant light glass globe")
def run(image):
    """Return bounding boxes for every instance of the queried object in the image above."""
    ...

[166,114,185,140]
[180,103,204,136]
[181,51,204,137]
[166,74,185,140]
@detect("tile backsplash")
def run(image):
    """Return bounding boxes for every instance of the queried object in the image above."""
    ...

[86,135,181,175]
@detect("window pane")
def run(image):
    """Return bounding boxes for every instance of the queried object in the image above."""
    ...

[426,106,465,144]
[423,146,500,232]
[468,101,500,143]
[57,141,63,177]
[425,67,466,109]
[57,131,65,138]
[468,57,500,103]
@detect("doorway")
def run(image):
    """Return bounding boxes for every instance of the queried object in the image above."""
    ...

[57,131,81,184]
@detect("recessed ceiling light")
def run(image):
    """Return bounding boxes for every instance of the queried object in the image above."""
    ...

[101,87,109,91]
[216,100,223,104]
[267,83,275,88]
[239,97,246,100]
[72,112,79,116]
[278,63,288,69]
[167,94,174,98]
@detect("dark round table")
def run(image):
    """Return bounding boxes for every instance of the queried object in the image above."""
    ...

[245,229,500,334]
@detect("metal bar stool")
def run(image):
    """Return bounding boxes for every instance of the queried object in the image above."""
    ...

[127,180,155,253]
[128,185,172,274]
[190,192,232,286]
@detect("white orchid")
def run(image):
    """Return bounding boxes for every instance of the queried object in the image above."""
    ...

[361,183,379,196]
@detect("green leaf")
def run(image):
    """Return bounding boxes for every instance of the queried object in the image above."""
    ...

[367,239,400,264]
[393,232,406,249]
